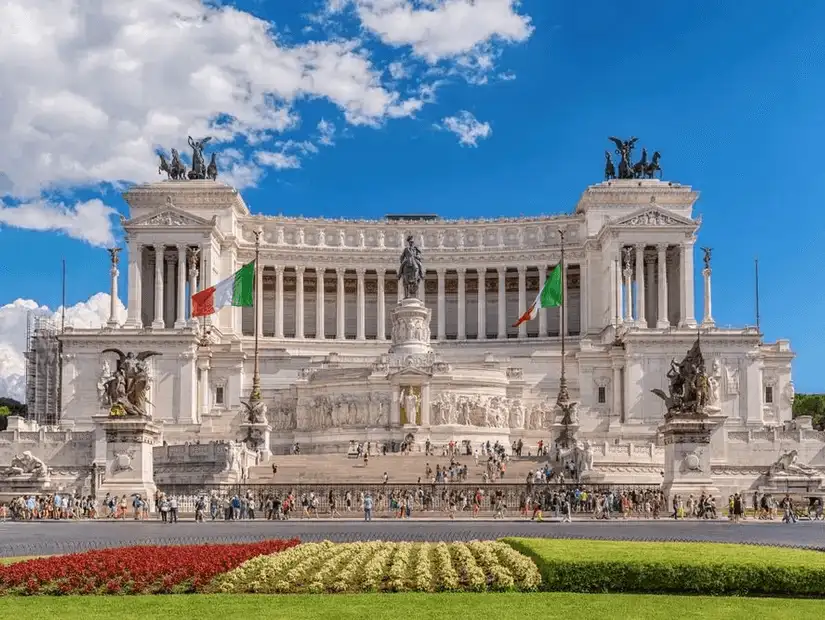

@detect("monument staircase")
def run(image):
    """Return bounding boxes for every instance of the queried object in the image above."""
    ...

[248,453,551,484]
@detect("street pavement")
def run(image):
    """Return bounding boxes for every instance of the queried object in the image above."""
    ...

[0,518,823,557]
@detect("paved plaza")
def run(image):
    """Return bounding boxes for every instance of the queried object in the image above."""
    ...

[0,519,823,558]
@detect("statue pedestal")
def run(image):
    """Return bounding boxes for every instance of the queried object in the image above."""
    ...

[93,415,160,510]
[760,474,824,496]
[389,298,432,356]
[659,412,722,503]
[240,421,272,463]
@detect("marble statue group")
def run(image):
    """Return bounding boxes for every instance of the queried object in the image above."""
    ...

[99,349,161,417]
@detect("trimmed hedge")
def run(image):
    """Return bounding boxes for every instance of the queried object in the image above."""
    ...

[503,538,825,596]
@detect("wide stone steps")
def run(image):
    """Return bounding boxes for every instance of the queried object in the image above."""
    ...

[249,453,549,484]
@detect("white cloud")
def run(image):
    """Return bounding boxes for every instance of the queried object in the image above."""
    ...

[0,293,126,402]
[255,151,302,170]
[0,198,117,247]
[340,0,534,63]
[317,119,336,146]
[438,110,491,147]
[387,61,409,80]
[0,0,424,198]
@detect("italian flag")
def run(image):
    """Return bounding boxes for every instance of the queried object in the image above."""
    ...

[192,261,255,317]
[513,263,563,327]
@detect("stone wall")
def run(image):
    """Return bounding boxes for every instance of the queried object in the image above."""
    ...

[153,441,255,486]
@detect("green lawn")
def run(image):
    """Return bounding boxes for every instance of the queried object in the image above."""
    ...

[3,593,825,620]
[503,538,825,567]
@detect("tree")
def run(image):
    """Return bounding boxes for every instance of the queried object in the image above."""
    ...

[792,393,825,430]
[0,397,26,416]
[0,405,9,432]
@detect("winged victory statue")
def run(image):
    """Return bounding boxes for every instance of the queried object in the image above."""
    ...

[100,349,162,417]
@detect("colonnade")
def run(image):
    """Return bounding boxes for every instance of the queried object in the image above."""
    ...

[246,265,583,340]
[612,242,696,329]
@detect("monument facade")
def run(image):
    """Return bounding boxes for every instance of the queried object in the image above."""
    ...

[7,137,818,498]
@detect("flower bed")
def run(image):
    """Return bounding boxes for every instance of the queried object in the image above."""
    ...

[0,539,299,595]
[210,541,541,594]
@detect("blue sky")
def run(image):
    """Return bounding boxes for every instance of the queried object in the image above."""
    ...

[1,0,824,392]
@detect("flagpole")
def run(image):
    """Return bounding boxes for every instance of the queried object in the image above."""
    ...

[754,257,761,334]
[251,230,262,399]
[555,228,573,452]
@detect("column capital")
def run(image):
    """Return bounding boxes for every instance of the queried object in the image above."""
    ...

[517,265,527,275]
[336,267,346,276]
[656,243,669,253]
[497,266,507,275]
[456,267,466,276]
[635,242,646,252]
[316,266,326,275]
[274,265,285,276]
[436,267,446,277]
[176,243,188,253]
[355,267,366,277]
[375,267,386,276]
[477,266,487,274]
[295,266,306,275]
[154,244,165,255]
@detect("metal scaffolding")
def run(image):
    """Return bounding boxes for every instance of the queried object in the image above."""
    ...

[25,314,61,425]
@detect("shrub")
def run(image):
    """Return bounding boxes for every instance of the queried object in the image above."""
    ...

[503,538,825,596]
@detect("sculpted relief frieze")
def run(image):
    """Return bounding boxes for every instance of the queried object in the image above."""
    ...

[430,393,552,430]
[301,393,390,430]
[237,216,582,255]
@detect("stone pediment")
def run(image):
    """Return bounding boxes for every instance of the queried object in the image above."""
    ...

[612,206,697,228]
[125,206,214,228]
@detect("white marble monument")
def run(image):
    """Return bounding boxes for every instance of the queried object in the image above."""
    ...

[8,138,820,497]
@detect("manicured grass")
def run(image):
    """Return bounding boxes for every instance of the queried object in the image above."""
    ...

[504,538,825,596]
[504,538,825,567]
[1,593,825,619]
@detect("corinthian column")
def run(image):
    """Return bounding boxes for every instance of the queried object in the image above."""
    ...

[124,241,142,328]
[164,252,176,329]
[656,244,670,328]
[517,265,527,339]
[376,268,386,340]
[152,245,165,329]
[336,268,346,340]
[356,267,366,340]
[477,267,487,340]
[107,249,120,328]
[702,266,715,328]
[457,267,467,340]
[295,266,305,339]
[187,249,199,326]
[537,266,547,337]
[497,267,507,339]
[635,244,646,328]
[437,268,446,340]
[275,266,284,338]
[175,245,187,328]
[316,268,325,339]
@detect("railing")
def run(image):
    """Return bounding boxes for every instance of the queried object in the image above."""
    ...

[156,482,663,515]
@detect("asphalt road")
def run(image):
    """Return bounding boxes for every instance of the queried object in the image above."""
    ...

[0,518,823,557]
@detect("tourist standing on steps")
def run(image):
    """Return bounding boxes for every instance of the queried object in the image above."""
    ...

[364,492,373,521]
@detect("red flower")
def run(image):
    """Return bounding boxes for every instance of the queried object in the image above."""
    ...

[0,538,299,596]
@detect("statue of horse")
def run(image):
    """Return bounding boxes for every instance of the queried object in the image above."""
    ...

[632,148,648,178]
[206,153,218,180]
[644,151,662,179]
[158,153,172,179]
[170,149,187,180]
[604,151,615,180]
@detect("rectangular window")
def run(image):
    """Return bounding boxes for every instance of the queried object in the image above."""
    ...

[765,386,773,405]
[215,386,225,406]
[597,386,606,404]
